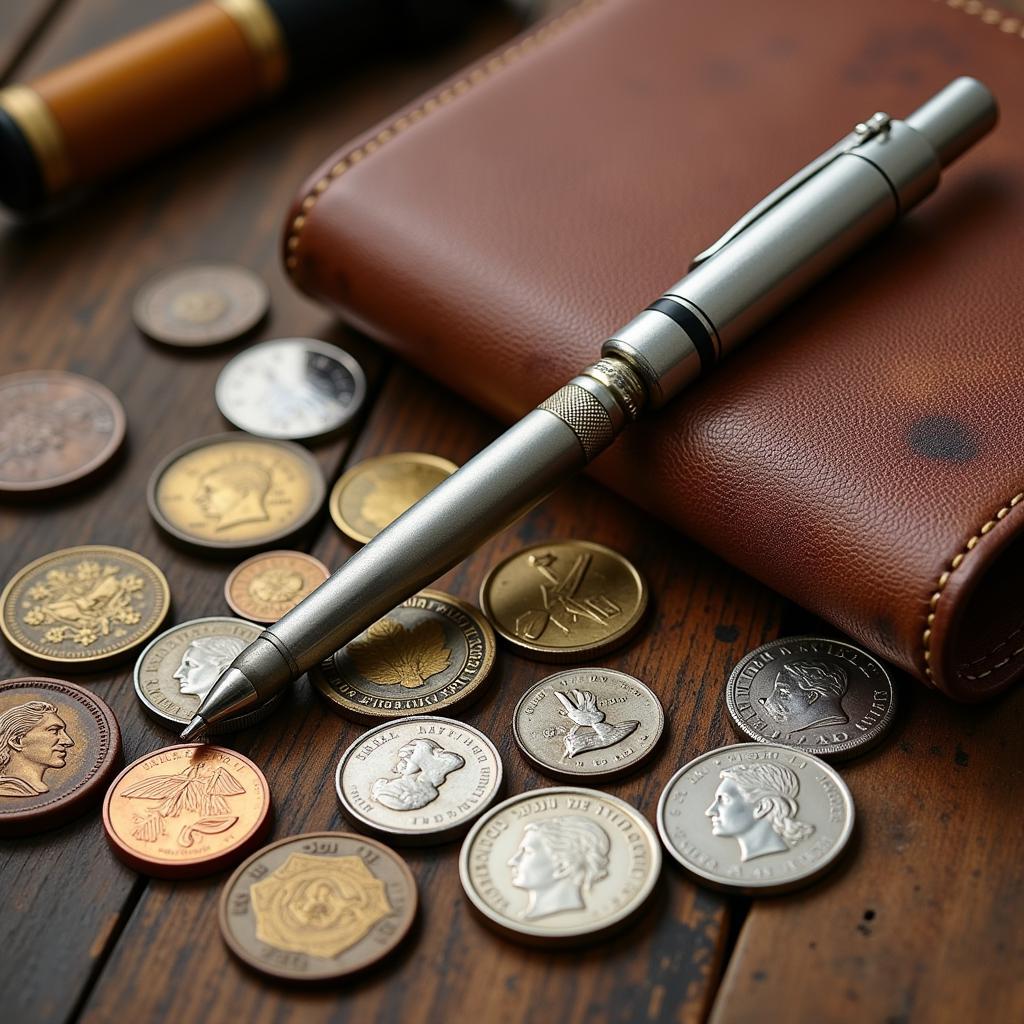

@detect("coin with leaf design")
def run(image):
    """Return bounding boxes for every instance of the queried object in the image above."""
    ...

[311,589,496,722]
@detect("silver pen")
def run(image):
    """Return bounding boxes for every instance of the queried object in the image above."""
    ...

[182,76,996,739]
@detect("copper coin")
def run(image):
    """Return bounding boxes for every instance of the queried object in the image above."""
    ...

[224,550,330,624]
[0,371,126,495]
[0,677,122,836]
[133,263,269,347]
[102,743,272,878]
[219,831,418,981]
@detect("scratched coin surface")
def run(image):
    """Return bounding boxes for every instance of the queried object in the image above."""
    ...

[311,589,496,722]
[1,545,170,669]
[329,452,458,544]
[0,676,122,836]
[479,540,648,662]
[657,742,855,895]
[0,371,126,495]
[336,717,503,844]
[459,786,661,945]
[725,637,897,761]
[219,831,418,981]
[513,669,664,781]
[148,433,325,552]
[224,550,329,624]
[133,263,269,346]
[103,743,272,878]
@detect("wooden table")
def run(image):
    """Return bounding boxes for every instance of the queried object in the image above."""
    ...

[2,3,1022,1022]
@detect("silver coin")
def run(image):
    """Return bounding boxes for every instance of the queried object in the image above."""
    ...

[335,716,503,844]
[133,617,286,734]
[512,668,664,781]
[725,636,897,761]
[657,743,855,895]
[215,338,367,441]
[459,786,661,945]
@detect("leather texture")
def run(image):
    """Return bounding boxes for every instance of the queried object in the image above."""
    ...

[284,0,1024,700]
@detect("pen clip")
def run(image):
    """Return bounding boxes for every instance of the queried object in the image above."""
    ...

[689,112,892,269]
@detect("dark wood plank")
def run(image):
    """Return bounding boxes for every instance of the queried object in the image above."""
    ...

[0,0,66,82]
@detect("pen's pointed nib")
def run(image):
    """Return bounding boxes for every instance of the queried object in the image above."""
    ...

[180,714,207,742]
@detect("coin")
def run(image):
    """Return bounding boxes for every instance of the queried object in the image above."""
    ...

[133,617,286,734]
[311,589,496,722]
[459,786,661,945]
[512,668,664,781]
[219,831,417,981]
[0,371,126,495]
[329,452,458,544]
[0,677,122,836]
[148,432,326,552]
[224,550,329,624]
[133,263,268,347]
[103,743,272,878]
[479,540,648,662]
[725,637,897,761]
[336,717,503,844]
[215,338,367,441]
[656,742,855,895]
[1,545,170,669]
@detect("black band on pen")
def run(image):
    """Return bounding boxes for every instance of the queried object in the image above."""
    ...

[646,297,717,373]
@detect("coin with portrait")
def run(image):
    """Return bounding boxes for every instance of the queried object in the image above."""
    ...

[224,550,329,624]
[656,742,855,895]
[148,433,326,552]
[0,677,122,836]
[336,716,503,844]
[219,832,417,981]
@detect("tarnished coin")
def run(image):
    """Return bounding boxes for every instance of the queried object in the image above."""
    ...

[725,637,897,761]
[1,545,170,669]
[336,717,503,844]
[459,787,661,945]
[133,617,286,734]
[0,677,122,836]
[657,743,855,895]
[148,432,326,552]
[329,452,458,544]
[0,371,126,495]
[513,668,664,781]
[133,263,268,347]
[312,589,496,722]
[480,540,648,662]
[224,550,329,624]
[216,338,367,441]
[103,743,272,878]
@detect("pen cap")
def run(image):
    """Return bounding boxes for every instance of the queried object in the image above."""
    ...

[905,76,998,170]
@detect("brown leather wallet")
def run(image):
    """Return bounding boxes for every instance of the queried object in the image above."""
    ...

[284,0,1024,701]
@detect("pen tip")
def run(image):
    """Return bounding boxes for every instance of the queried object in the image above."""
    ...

[180,714,207,742]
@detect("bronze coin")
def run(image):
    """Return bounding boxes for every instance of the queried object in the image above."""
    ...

[0,677,122,837]
[0,371,126,495]
[219,831,418,981]
[224,550,330,624]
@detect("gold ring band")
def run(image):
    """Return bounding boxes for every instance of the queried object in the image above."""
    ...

[0,84,73,196]
[215,0,288,96]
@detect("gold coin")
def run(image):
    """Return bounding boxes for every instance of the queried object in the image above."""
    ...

[479,540,648,662]
[329,452,458,544]
[224,550,330,623]
[148,433,325,552]
[1,545,170,669]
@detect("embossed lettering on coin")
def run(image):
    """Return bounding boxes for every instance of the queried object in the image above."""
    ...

[224,550,329,623]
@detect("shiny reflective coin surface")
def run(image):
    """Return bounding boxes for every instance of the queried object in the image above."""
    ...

[336,717,503,844]
[224,550,330,624]
[103,743,272,878]
[312,589,496,722]
[0,371,126,495]
[657,743,855,895]
[480,540,648,662]
[725,637,897,761]
[459,787,661,945]
[329,452,458,544]
[1,546,170,669]
[216,338,367,440]
[133,263,268,346]
[219,831,417,981]
[148,433,325,552]
[0,677,122,836]
[513,668,664,781]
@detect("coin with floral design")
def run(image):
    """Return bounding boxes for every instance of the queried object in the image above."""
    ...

[224,550,329,624]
